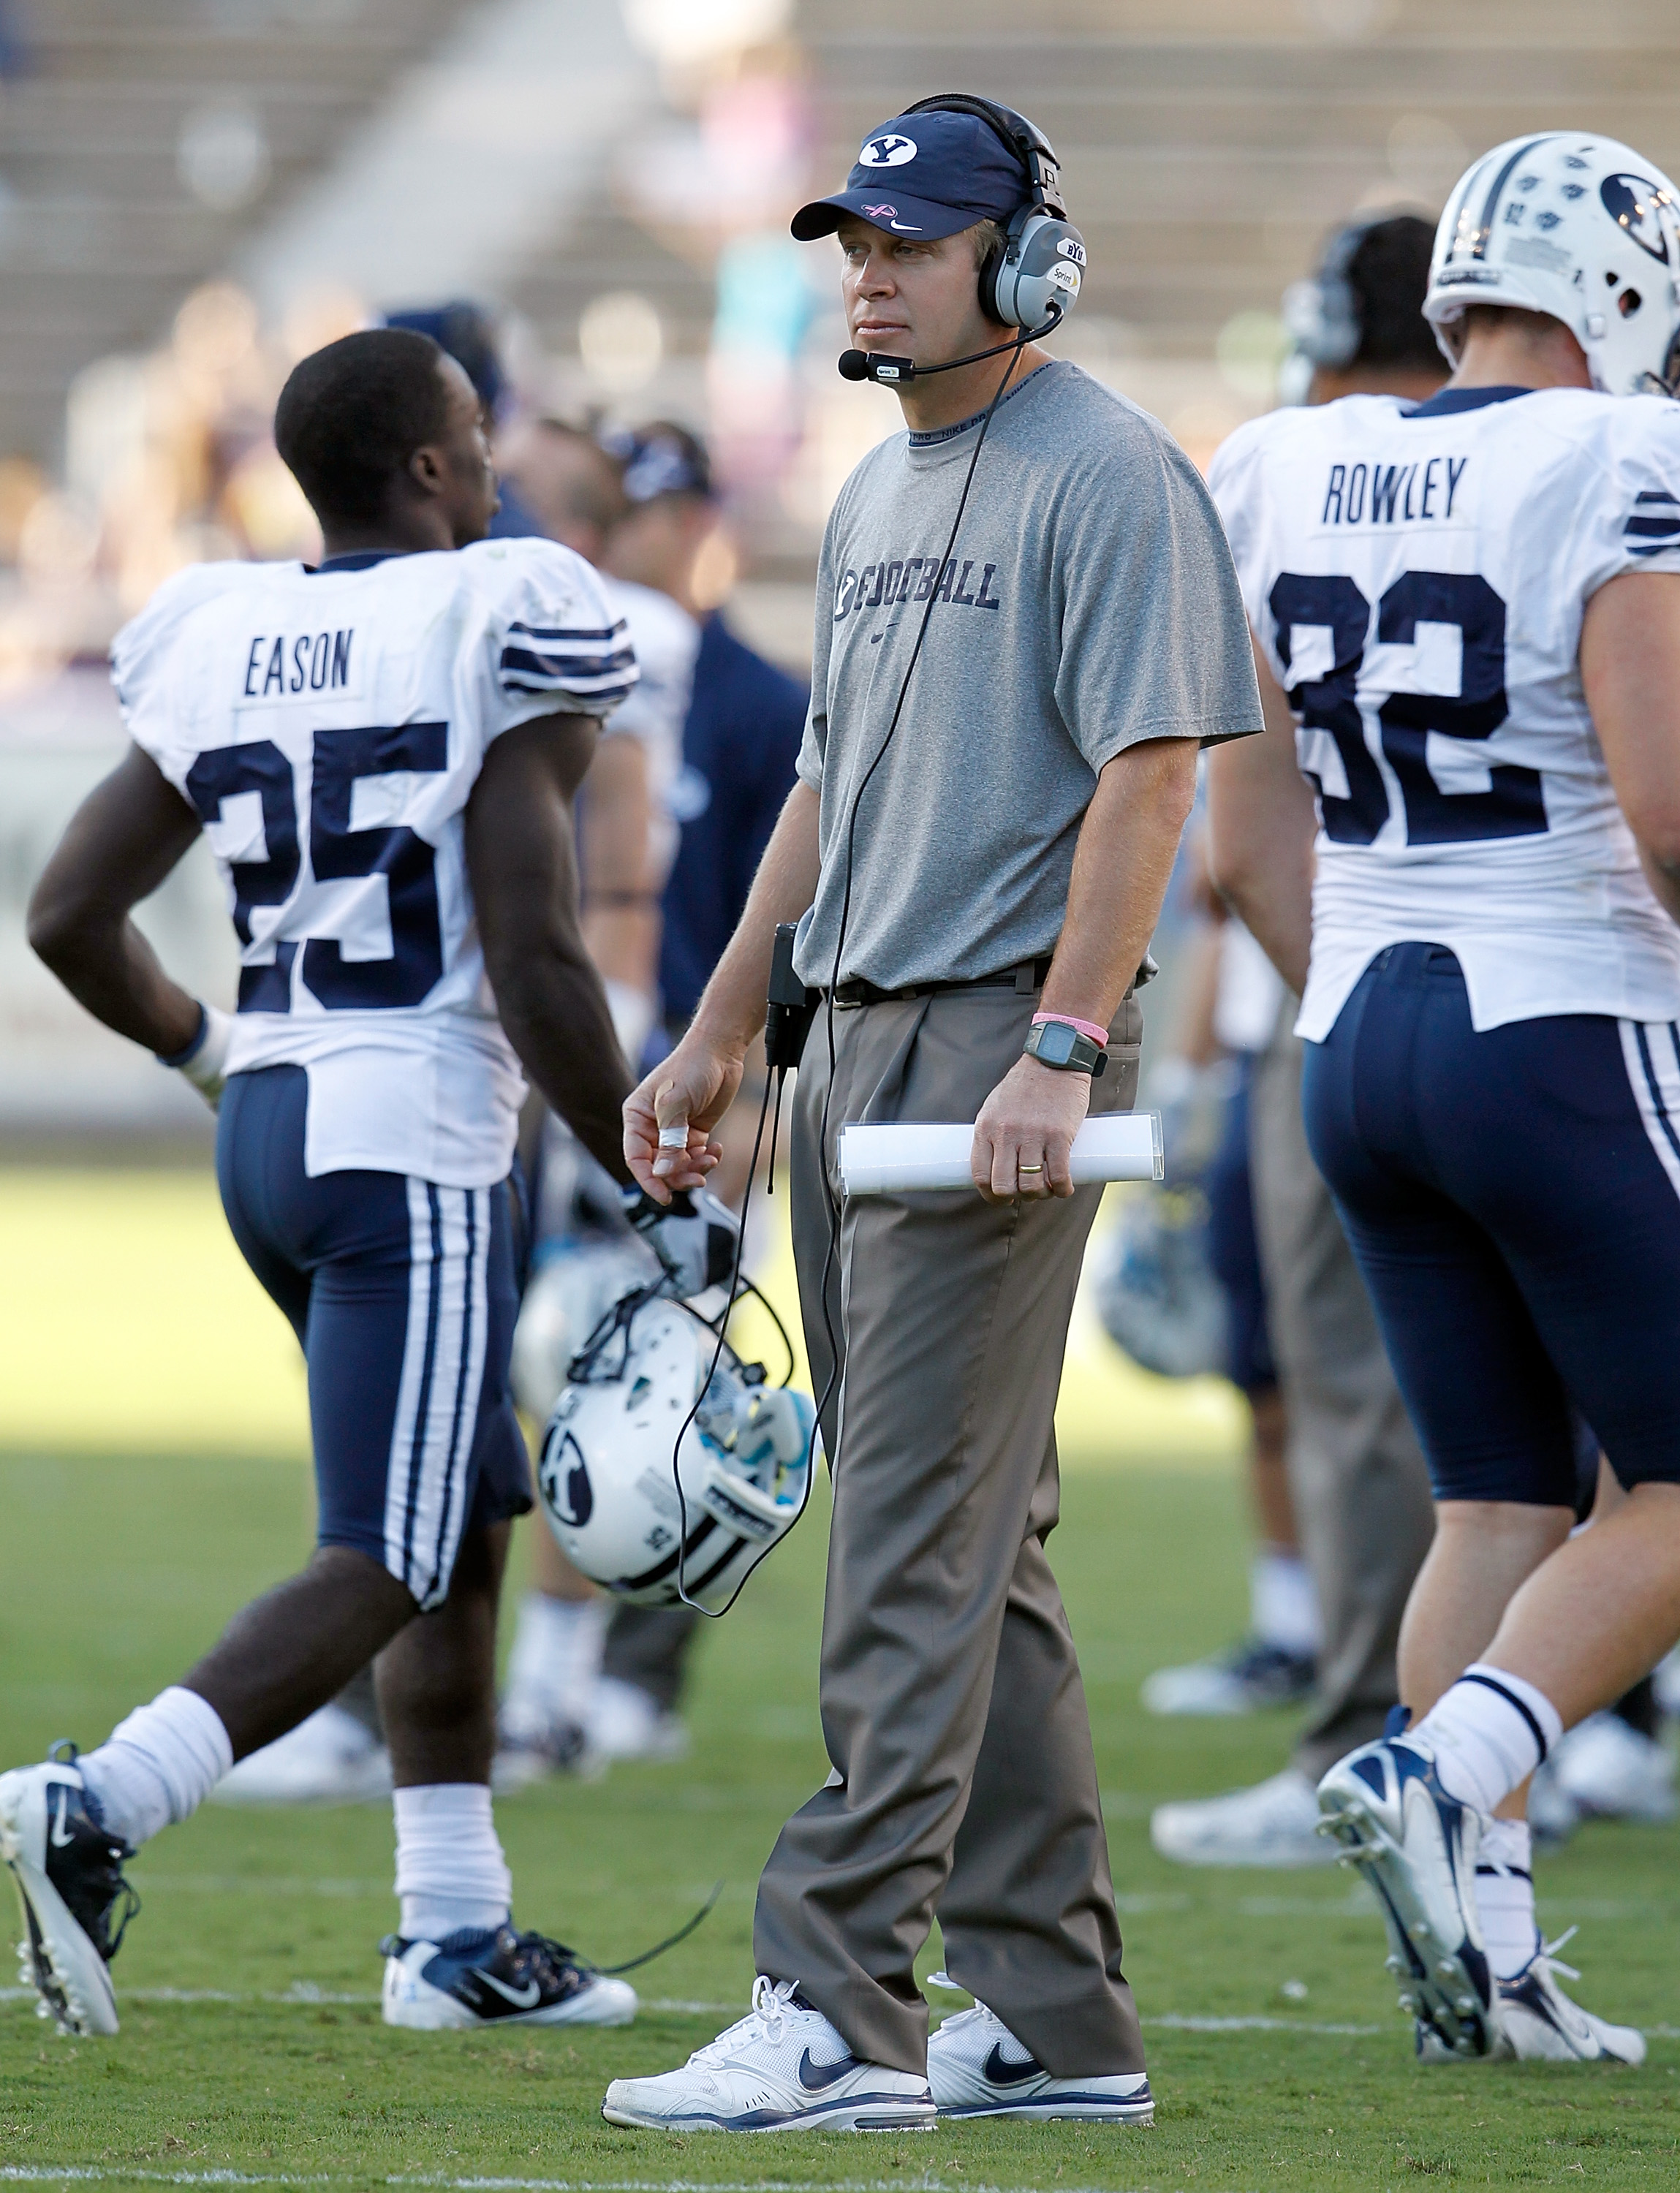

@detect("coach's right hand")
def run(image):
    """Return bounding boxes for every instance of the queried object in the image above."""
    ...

[624,1036,743,1204]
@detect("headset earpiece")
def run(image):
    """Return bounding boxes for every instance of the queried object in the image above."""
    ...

[985,204,1086,330]
[903,92,1087,332]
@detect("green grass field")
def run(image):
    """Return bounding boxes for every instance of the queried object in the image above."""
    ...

[2,1178,1679,2189]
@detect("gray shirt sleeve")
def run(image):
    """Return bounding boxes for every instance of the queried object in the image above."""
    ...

[1053,419,1263,773]
[796,505,840,791]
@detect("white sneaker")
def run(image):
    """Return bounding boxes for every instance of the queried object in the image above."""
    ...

[1151,1768,1338,1868]
[1418,1931,1645,2065]
[926,1993,1153,2122]
[212,1704,390,1806]
[1317,1734,1502,2059]
[382,1923,636,2029]
[1553,1712,1676,1823]
[0,1752,137,2037]
[585,1675,689,1767]
[601,1976,936,2133]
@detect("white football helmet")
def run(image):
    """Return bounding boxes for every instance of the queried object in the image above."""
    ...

[1426,133,1680,396]
[510,1238,659,1421]
[537,1290,815,1616]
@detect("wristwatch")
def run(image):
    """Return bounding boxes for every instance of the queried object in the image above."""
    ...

[1023,1018,1107,1077]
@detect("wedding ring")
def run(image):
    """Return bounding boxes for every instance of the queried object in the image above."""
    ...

[1018,1163,1044,1173]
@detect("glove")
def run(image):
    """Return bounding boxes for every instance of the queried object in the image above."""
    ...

[621,1183,741,1298]
[157,1003,233,1113]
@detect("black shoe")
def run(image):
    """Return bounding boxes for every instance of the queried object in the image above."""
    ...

[0,1745,138,2036]
[381,1923,639,2028]
[1142,1637,1317,1716]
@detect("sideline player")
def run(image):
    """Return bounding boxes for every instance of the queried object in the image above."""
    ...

[0,327,732,2038]
[1155,213,1442,1864]
[1206,135,1680,2063]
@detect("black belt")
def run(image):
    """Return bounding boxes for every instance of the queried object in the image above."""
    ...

[830,957,1053,1009]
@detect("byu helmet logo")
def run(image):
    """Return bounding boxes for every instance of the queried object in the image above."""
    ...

[544,1434,593,1527]
[1601,174,1673,264]
[860,133,917,168]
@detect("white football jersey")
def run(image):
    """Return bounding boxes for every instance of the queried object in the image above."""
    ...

[598,577,700,885]
[113,538,635,1186]
[1209,386,1680,1039]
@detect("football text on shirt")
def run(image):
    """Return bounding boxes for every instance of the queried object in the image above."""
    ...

[833,556,1003,621]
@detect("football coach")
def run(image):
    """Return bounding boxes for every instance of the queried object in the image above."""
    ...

[611,99,1262,2132]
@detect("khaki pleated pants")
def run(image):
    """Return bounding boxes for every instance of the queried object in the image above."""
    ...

[752,982,1147,2079]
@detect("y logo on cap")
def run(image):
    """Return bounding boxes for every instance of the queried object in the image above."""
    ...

[860,134,917,168]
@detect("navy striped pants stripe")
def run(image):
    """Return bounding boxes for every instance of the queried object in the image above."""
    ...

[216,1066,529,1608]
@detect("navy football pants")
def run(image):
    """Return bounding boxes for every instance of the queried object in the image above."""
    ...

[1302,944,1680,1504]
[216,1066,530,1610]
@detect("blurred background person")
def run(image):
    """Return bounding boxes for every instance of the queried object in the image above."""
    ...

[1152,215,1444,1868]
[499,420,807,1778]
[1130,827,1320,1717]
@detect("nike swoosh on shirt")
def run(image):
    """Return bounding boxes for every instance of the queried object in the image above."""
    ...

[798,2047,862,2090]
[982,2043,1044,2087]
[50,1789,75,1849]
[474,1971,542,2011]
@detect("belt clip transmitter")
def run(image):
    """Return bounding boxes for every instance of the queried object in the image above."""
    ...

[766,921,820,1072]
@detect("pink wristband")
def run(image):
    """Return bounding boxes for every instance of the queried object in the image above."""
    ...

[1032,1010,1109,1048]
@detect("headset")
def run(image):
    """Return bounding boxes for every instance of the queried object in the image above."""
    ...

[662,98,1082,1619]
[1282,215,1378,373]
[839,95,1086,385]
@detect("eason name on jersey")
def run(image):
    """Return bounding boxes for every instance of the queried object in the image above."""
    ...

[241,628,355,700]
[1320,457,1469,529]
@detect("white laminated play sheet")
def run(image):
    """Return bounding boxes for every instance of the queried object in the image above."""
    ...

[838,1111,1164,1196]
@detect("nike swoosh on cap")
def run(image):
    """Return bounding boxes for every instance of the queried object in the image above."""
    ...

[982,2042,1044,2087]
[798,2046,863,2090]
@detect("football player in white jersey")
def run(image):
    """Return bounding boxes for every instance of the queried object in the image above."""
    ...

[0,327,735,2039]
[1206,135,1680,2066]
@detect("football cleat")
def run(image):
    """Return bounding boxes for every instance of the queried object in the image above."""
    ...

[1317,1734,1501,2059]
[0,1748,138,2038]
[1417,1931,1645,2065]
[600,1975,936,2132]
[1141,1637,1316,1716]
[1151,1767,1338,1868]
[381,1923,637,2029]
[926,1991,1153,2122]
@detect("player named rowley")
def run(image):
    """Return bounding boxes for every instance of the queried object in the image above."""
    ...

[1,327,734,2038]
[1208,133,1680,2065]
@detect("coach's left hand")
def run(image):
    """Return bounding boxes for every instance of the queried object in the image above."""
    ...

[972,1053,1091,1204]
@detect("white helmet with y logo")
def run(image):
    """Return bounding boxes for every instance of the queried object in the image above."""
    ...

[1426,133,1680,396]
[537,1286,815,1617]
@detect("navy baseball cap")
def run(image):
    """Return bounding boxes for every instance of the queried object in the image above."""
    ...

[791,107,1029,243]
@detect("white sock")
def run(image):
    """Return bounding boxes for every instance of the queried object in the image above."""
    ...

[1475,1817,1538,1982]
[1251,1549,1320,1658]
[503,1591,607,1716]
[1415,1664,1564,1817]
[393,1783,511,1944]
[77,1686,233,1848]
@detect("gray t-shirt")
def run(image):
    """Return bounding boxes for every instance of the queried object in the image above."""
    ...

[792,360,1261,991]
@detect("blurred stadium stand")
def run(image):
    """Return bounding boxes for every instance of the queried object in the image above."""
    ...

[0,0,471,466]
[1,0,1676,1140]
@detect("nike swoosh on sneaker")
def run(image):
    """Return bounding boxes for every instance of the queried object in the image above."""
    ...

[982,2043,1044,2087]
[474,1971,542,2010]
[49,1787,75,1849]
[798,2046,863,2090]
